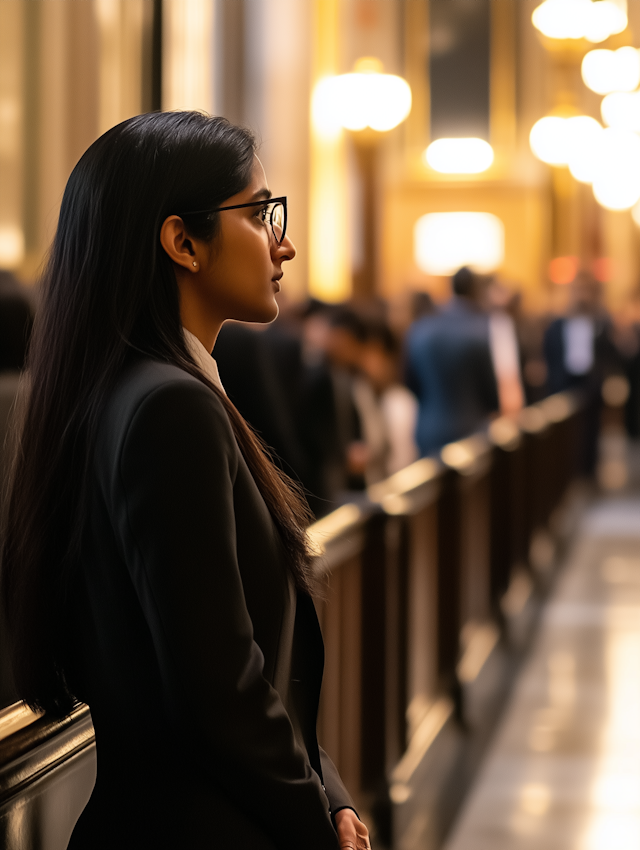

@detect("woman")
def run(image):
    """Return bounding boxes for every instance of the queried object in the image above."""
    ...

[1,112,370,850]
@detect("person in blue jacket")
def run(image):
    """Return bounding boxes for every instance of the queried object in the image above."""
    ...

[406,266,499,456]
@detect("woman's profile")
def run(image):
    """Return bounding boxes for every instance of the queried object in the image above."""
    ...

[1,112,370,850]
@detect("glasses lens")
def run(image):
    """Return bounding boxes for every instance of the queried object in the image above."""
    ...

[270,202,285,244]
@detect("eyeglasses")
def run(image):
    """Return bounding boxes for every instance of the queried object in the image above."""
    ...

[180,196,288,245]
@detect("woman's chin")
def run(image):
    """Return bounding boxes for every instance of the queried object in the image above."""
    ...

[235,300,279,325]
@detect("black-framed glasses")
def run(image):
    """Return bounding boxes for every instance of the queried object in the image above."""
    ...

[180,196,288,245]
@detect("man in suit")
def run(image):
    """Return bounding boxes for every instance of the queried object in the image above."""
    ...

[543,271,620,474]
[406,267,499,456]
[214,320,309,486]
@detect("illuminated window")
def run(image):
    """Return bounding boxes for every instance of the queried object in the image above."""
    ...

[414,212,504,276]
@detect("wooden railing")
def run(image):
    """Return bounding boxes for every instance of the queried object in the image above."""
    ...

[0,393,583,850]
[309,393,583,846]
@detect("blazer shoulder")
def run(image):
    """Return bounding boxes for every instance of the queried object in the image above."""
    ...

[98,359,236,475]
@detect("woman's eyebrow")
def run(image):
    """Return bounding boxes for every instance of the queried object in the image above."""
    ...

[250,188,272,201]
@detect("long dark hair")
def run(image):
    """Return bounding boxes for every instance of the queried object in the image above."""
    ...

[1,112,313,716]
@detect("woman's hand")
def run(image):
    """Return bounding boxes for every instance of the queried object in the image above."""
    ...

[334,808,371,850]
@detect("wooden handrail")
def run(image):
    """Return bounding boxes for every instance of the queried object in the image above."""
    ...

[368,457,442,516]
[0,703,41,745]
[0,703,94,801]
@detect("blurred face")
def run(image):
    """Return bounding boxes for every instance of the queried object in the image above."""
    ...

[326,327,363,371]
[360,342,396,391]
[570,274,601,315]
[194,157,296,326]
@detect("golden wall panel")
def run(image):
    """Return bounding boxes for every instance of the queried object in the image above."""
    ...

[382,181,551,308]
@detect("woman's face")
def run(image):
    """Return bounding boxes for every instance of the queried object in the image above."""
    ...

[198,157,296,326]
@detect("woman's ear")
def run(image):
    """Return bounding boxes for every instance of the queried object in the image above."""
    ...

[160,216,198,272]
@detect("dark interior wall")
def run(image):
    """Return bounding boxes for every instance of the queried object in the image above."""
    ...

[429,0,491,140]
[218,0,247,125]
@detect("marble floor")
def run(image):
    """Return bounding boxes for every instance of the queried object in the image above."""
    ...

[443,496,640,850]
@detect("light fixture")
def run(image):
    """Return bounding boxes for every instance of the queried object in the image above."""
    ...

[532,0,627,44]
[424,138,494,174]
[529,114,603,183]
[592,127,640,210]
[566,116,604,183]
[414,212,505,276]
[601,91,640,132]
[312,57,412,137]
[582,46,640,95]
[530,116,571,165]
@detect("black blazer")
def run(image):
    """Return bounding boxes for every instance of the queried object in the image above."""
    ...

[66,360,352,849]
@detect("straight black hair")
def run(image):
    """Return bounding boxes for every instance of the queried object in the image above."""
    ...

[1,112,314,716]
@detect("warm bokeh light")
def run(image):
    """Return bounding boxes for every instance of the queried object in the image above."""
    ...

[567,116,604,183]
[583,619,640,850]
[414,212,505,276]
[582,46,640,95]
[592,257,614,282]
[592,128,640,210]
[312,77,344,140]
[532,0,627,43]
[0,225,24,268]
[601,91,640,132]
[532,0,589,39]
[530,116,570,165]
[549,255,580,285]
[530,114,640,209]
[530,115,603,177]
[313,58,411,135]
[424,138,494,174]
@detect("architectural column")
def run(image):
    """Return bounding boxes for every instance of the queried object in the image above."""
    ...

[308,0,351,302]
[243,0,312,300]
[162,0,215,112]
[96,0,154,134]
[23,0,99,275]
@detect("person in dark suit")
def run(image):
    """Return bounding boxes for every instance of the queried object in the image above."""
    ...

[1,113,369,850]
[213,320,311,496]
[406,267,499,456]
[543,271,620,474]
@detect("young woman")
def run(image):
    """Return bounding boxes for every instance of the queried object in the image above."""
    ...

[1,112,370,850]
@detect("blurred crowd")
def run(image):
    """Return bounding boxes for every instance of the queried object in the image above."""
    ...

[212,267,640,518]
[1,264,640,519]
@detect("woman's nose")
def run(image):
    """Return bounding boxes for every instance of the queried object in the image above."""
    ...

[275,233,297,262]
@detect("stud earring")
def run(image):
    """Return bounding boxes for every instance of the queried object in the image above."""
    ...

[192,261,197,268]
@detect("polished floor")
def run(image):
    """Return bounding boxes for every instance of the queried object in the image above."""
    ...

[443,496,640,850]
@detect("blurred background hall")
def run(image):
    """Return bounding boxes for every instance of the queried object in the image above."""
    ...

[3,0,640,848]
